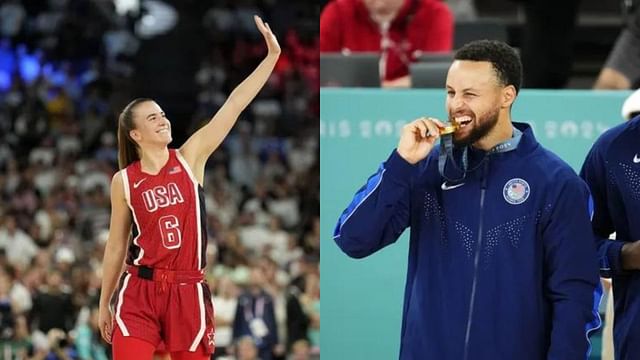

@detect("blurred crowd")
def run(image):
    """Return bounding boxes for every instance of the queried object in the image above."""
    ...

[0,1,319,359]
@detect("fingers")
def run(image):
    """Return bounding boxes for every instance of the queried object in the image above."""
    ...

[422,118,441,139]
[409,119,428,138]
[253,14,280,55]
[253,15,268,35]
[101,322,112,344]
[429,117,446,129]
[410,117,442,139]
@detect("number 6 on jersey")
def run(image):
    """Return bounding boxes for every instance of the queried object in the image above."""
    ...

[159,215,182,249]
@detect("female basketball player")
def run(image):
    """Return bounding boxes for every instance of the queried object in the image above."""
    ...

[97,15,280,360]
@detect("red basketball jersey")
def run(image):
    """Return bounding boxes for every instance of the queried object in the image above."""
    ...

[121,149,207,270]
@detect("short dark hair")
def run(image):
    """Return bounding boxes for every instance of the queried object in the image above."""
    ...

[454,40,522,94]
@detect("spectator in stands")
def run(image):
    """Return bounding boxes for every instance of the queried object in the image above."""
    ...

[288,339,312,360]
[258,257,288,358]
[320,0,453,87]
[233,266,280,360]
[0,213,38,271]
[302,217,319,256]
[75,305,108,360]
[3,265,32,315]
[31,269,74,334]
[7,314,32,359]
[213,277,239,359]
[299,273,319,353]
[285,276,309,353]
[0,0,26,44]
[0,271,15,342]
[235,335,260,360]
[42,327,78,360]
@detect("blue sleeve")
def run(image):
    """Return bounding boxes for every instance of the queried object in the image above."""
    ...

[333,150,416,258]
[579,145,626,277]
[542,176,602,360]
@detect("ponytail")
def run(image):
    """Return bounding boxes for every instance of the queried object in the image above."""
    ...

[117,98,152,169]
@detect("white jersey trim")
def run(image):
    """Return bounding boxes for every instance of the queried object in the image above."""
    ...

[189,283,207,351]
[115,272,132,336]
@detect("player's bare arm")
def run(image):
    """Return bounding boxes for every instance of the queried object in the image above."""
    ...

[98,171,133,344]
[179,15,281,185]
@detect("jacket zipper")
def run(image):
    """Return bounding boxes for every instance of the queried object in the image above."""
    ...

[463,159,489,360]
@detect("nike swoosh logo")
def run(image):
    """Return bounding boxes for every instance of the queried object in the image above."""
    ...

[441,182,465,191]
[634,154,640,163]
[133,178,147,189]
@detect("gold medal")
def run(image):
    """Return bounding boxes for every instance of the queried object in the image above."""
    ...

[420,117,459,136]
[440,123,459,135]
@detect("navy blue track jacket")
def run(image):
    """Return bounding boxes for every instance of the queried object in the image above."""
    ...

[580,115,640,359]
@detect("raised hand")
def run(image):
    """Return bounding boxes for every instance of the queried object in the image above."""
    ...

[254,15,281,57]
[397,117,445,164]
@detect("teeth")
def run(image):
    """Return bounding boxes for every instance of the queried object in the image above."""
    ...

[454,116,472,128]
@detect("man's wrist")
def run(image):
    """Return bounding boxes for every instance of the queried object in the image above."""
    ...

[396,149,419,165]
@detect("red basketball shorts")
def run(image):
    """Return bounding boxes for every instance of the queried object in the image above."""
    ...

[112,266,215,354]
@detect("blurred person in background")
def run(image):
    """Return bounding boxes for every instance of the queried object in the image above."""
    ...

[1,314,33,359]
[41,327,77,360]
[212,277,239,359]
[287,339,312,360]
[234,336,260,360]
[75,305,108,360]
[31,269,75,335]
[257,257,288,359]
[298,274,319,354]
[0,213,38,272]
[320,0,453,87]
[285,276,309,354]
[2,264,32,315]
[594,0,640,89]
[233,266,280,360]
[0,270,16,343]
[98,15,280,360]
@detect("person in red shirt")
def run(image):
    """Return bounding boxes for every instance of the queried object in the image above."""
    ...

[97,15,280,360]
[320,0,453,87]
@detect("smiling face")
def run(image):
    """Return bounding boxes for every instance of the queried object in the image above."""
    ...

[128,101,172,147]
[446,60,514,147]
